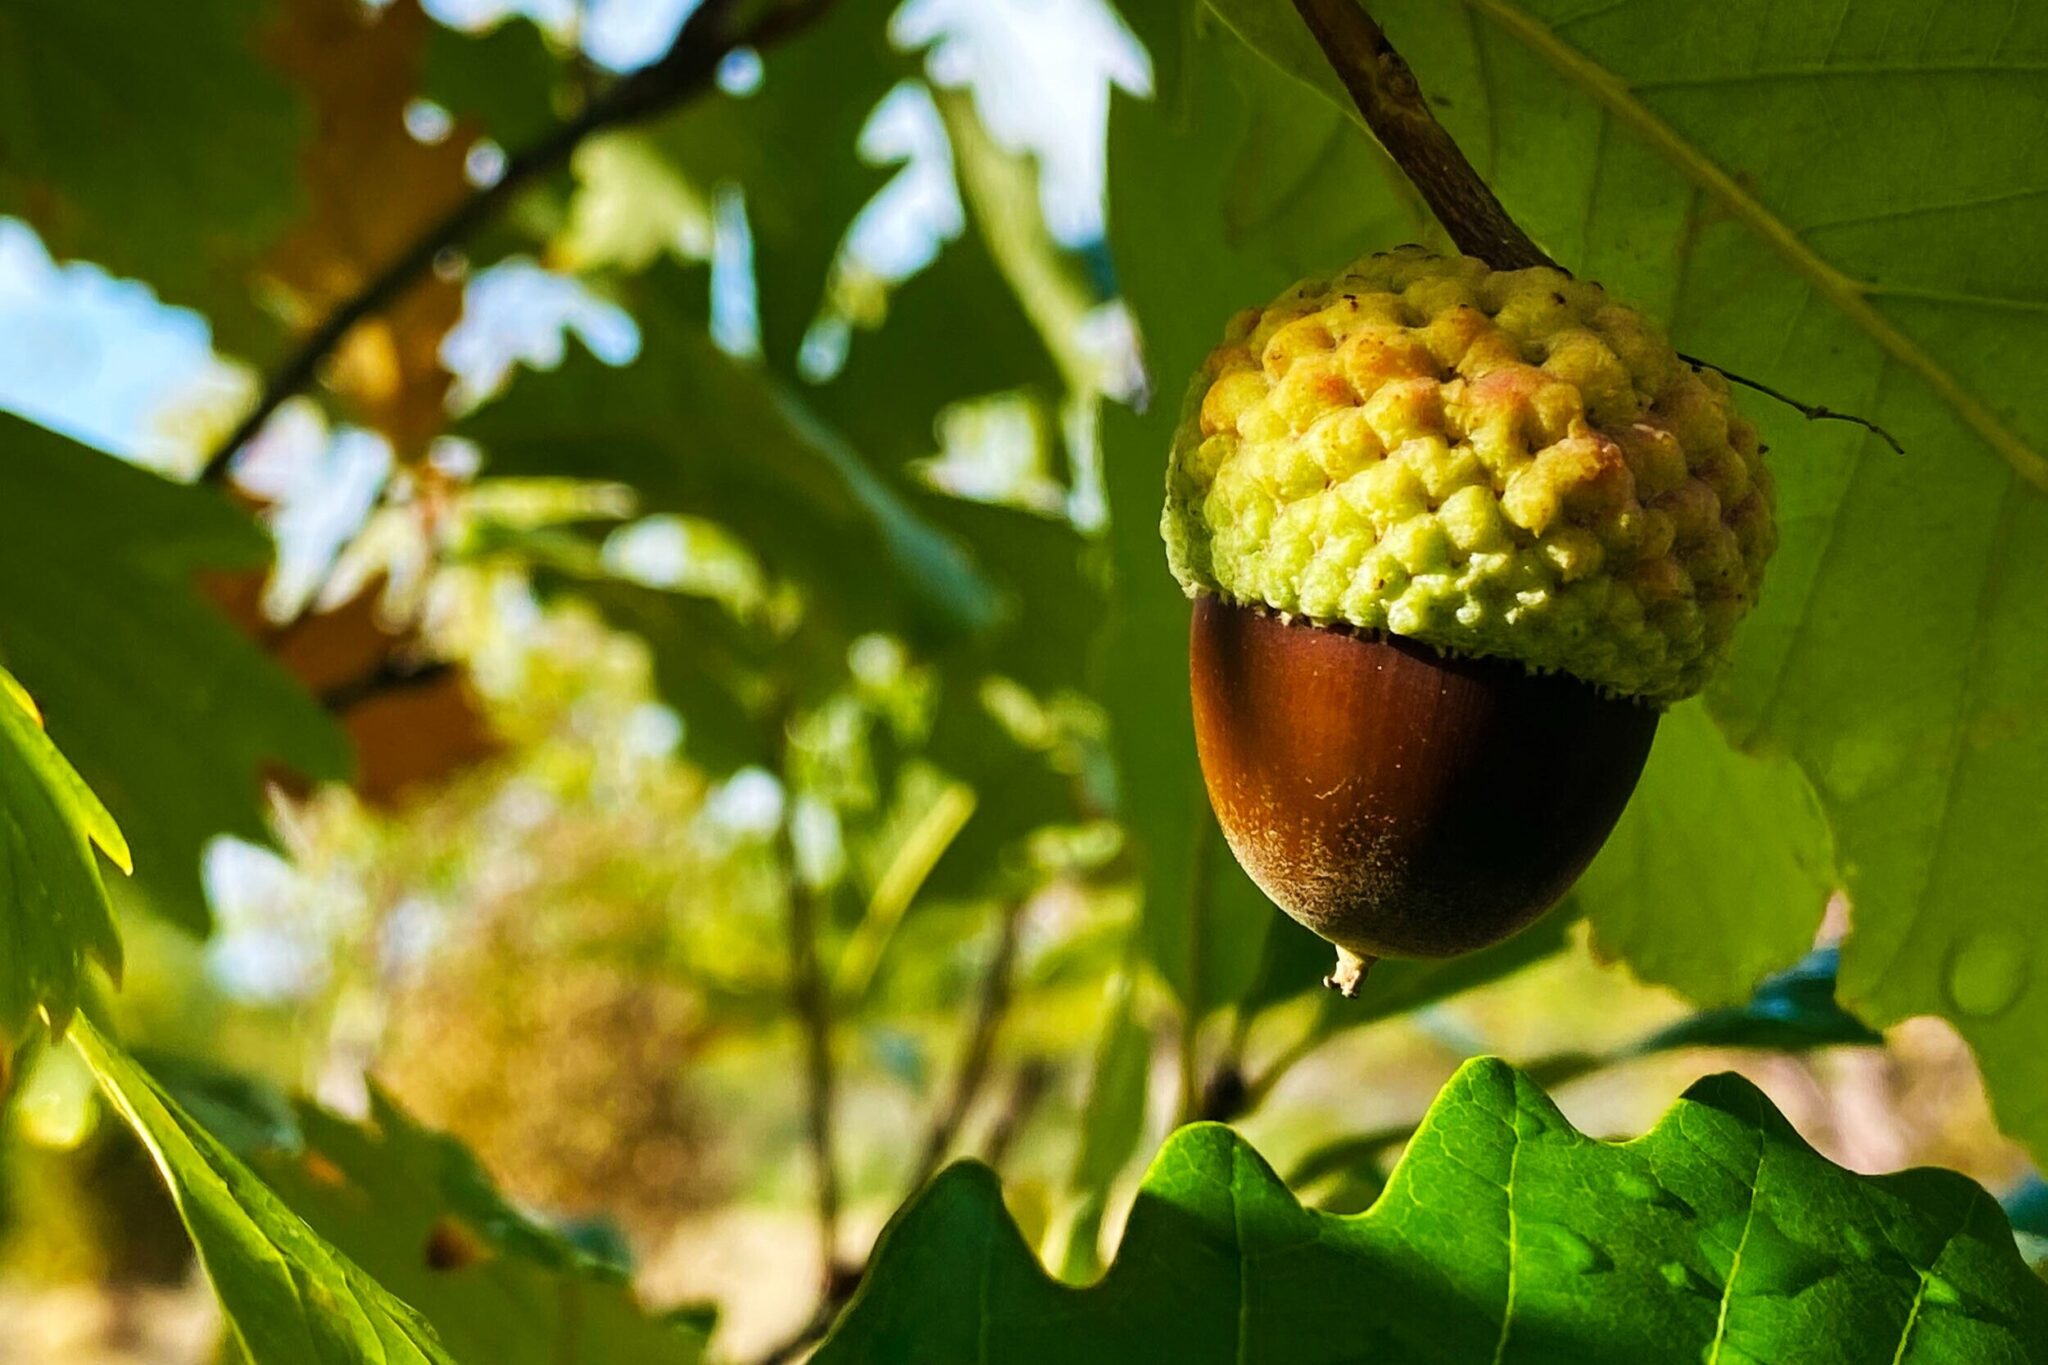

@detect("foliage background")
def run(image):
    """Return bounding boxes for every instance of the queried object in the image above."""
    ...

[0,0,2044,1360]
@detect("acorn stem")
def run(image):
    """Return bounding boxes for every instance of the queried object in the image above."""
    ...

[1324,947,1376,999]
[1288,0,1555,272]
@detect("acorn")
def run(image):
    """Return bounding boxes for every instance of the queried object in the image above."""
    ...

[1163,248,1775,994]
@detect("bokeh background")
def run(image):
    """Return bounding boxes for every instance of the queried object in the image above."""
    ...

[0,0,2040,1360]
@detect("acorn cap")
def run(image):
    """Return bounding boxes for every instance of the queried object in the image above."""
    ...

[1164,247,1776,703]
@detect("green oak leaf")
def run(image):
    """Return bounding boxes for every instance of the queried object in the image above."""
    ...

[0,415,351,931]
[818,1056,2048,1363]
[650,0,900,363]
[455,261,998,647]
[256,1086,707,1365]
[0,667,128,1037]
[71,1017,457,1365]
[143,1050,711,1363]
[0,0,303,354]
[1576,702,1835,1005]
[1206,0,2048,1162]
[424,14,562,151]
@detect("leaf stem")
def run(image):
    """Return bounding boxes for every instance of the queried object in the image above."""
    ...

[1678,353,1907,454]
[199,0,839,484]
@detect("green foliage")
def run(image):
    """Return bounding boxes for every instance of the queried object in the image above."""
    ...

[1206,0,2048,1168]
[0,668,127,1037]
[462,0,1098,909]
[0,0,303,353]
[424,15,563,149]
[820,1057,2048,1363]
[236,1081,707,1365]
[70,1017,456,1365]
[458,262,996,651]
[0,415,351,931]
[652,0,901,363]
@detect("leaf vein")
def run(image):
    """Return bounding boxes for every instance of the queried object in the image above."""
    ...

[1463,0,2048,493]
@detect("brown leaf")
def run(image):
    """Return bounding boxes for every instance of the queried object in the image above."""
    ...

[262,0,474,455]
[205,570,498,804]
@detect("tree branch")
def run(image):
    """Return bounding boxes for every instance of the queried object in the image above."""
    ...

[780,818,843,1298]
[1173,809,1216,1126]
[200,0,838,485]
[980,1056,1053,1170]
[754,900,1038,1365]
[1289,0,1553,272]
[907,895,1028,1192]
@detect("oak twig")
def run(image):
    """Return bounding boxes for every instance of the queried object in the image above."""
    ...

[1173,811,1217,1126]
[200,0,838,485]
[1289,0,1553,272]
[770,701,844,1315]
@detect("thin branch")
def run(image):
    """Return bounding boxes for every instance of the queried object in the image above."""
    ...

[200,0,838,485]
[980,1056,1053,1170]
[1173,810,1216,1127]
[773,718,843,1300]
[907,895,1028,1192]
[1679,352,1908,454]
[1289,0,1553,272]
[754,902,1041,1365]
[317,658,458,714]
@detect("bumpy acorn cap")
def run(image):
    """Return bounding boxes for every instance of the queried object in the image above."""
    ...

[1163,247,1776,703]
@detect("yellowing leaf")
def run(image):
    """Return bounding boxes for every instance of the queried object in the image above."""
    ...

[263,0,473,454]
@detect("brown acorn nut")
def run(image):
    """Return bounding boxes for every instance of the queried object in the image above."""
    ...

[1164,251,1776,993]
[1190,596,1656,992]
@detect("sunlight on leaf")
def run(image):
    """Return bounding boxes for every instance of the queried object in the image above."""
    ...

[820,1056,2048,1362]
[72,1017,457,1365]
[0,667,127,1037]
